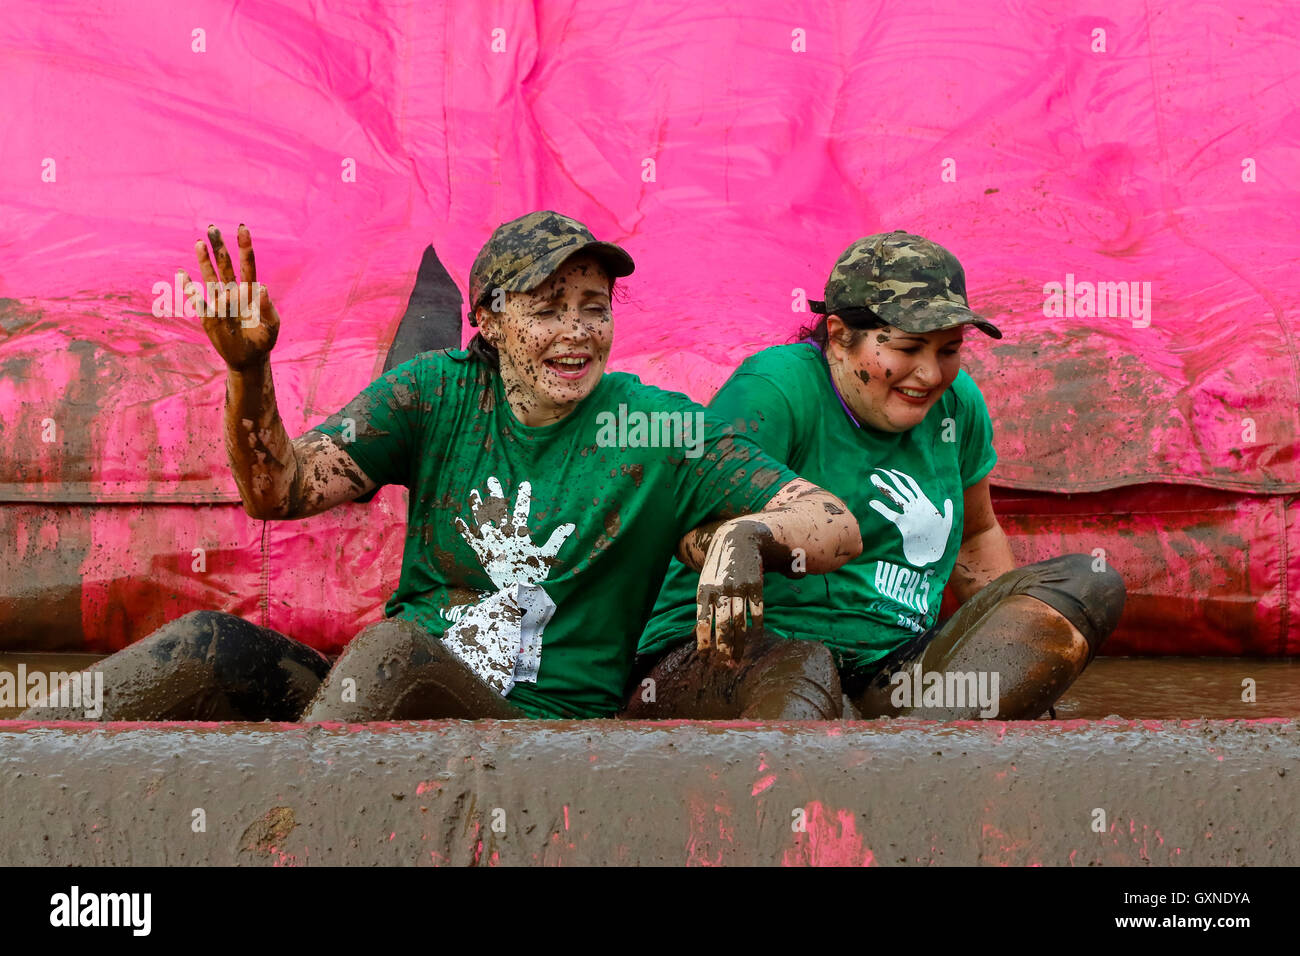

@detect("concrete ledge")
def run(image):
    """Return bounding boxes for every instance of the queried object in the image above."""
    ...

[1,718,1296,865]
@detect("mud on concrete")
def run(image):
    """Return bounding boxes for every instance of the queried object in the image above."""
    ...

[0,717,1296,866]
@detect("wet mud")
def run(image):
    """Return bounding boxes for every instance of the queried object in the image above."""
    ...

[1056,656,1300,720]
[6,653,1296,721]
[0,717,1295,865]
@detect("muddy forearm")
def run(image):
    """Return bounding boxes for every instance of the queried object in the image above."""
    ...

[950,523,1015,603]
[223,357,301,519]
[742,494,862,576]
[678,495,862,577]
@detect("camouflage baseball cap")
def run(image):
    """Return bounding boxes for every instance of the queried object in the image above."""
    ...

[467,210,635,325]
[810,230,1001,338]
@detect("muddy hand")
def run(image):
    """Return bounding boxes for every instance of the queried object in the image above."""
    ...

[184,223,281,371]
[454,477,575,589]
[695,519,766,661]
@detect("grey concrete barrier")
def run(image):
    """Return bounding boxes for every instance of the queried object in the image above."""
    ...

[1,718,1296,865]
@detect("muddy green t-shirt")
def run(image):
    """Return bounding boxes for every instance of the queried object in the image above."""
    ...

[311,349,797,718]
[639,343,997,677]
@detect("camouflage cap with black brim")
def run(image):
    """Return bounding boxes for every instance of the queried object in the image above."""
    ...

[808,230,1001,339]
[467,210,635,325]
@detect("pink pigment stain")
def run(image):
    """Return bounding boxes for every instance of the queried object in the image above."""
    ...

[782,802,874,867]
[980,822,1027,863]
[684,794,733,867]
[751,773,777,796]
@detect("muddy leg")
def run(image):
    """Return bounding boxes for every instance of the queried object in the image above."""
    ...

[302,618,526,720]
[18,610,330,721]
[856,553,1126,720]
[735,634,842,719]
[620,631,841,720]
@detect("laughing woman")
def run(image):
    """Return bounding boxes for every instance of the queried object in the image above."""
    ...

[631,231,1126,720]
[25,211,860,722]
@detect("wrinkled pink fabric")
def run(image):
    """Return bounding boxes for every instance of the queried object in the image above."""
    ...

[0,1,1297,653]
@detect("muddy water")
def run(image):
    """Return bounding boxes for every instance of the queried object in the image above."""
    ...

[1,652,1298,720]
[1054,657,1300,719]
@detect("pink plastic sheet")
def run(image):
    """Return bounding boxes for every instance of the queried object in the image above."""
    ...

[1,1,1297,652]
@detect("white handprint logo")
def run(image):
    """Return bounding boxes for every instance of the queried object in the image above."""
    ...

[440,477,572,695]
[453,477,574,588]
[867,468,953,566]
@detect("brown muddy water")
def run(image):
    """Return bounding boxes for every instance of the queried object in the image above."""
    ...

[0,652,1296,720]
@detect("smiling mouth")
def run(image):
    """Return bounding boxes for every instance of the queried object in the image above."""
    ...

[544,355,592,380]
[893,386,932,403]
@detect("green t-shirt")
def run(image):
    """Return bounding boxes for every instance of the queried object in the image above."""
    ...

[639,343,997,677]
[311,349,797,718]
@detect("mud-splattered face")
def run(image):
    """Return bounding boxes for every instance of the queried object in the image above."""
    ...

[477,254,613,427]
[826,317,964,432]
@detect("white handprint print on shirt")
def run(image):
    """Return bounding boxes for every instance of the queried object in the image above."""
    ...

[440,476,573,694]
[453,477,575,588]
[867,467,953,566]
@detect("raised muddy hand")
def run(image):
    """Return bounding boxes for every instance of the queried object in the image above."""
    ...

[183,223,281,371]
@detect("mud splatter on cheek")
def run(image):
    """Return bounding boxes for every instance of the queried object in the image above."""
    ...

[885,368,893,379]
[857,369,871,384]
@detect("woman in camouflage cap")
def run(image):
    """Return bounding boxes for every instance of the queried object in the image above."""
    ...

[636,231,1127,720]
[26,213,862,722]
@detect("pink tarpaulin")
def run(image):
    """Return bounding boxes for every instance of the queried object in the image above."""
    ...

[1,1,1297,653]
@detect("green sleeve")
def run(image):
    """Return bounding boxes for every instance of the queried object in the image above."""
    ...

[310,355,429,490]
[706,372,798,464]
[955,370,997,488]
[663,393,800,535]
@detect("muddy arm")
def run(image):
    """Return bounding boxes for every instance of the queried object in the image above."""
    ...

[948,476,1015,603]
[679,477,861,656]
[188,224,377,520]
[224,357,375,520]
[676,478,862,576]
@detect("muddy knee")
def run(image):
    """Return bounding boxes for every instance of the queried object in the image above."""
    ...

[347,617,427,657]
[738,635,842,720]
[305,619,520,721]
[21,610,326,721]
[1023,553,1127,661]
[137,609,239,659]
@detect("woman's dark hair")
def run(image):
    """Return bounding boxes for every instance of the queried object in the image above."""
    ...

[459,275,623,370]
[463,328,500,368]
[795,306,888,350]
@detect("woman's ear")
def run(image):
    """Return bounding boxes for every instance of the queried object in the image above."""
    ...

[475,306,498,344]
[825,314,849,358]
